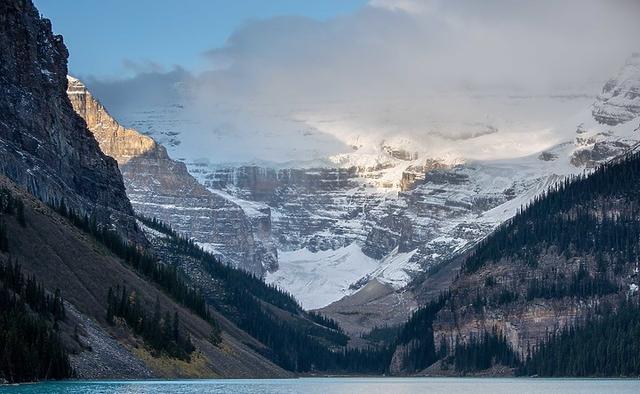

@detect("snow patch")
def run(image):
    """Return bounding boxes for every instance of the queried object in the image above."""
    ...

[265,243,378,310]
[368,247,420,289]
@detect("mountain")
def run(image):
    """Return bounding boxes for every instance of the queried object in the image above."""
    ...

[64,77,393,375]
[1,0,374,381]
[0,0,305,381]
[0,0,140,243]
[66,77,277,276]
[87,56,639,333]
[384,63,640,374]
[319,58,640,332]
[592,53,640,126]
[389,144,640,376]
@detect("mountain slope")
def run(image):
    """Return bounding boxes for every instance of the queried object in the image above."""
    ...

[390,145,640,375]
[0,0,297,379]
[0,175,290,378]
[320,57,640,333]
[62,67,384,374]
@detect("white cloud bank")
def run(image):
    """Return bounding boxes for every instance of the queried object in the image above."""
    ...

[87,0,640,164]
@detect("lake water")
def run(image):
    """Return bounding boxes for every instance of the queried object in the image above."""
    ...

[1,378,638,393]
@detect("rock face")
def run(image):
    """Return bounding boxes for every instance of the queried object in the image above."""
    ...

[67,77,276,276]
[0,0,139,241]
[592,53,640,125]
[201,166,366,252]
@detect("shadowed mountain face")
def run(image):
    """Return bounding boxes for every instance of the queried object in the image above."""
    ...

[67,77,277,276]
[0,0,140,242]
[0,0,295,378]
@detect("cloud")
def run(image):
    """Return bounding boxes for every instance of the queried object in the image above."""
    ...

[87,0,640,164]
[121,59,167,75]
[85,67,191,115]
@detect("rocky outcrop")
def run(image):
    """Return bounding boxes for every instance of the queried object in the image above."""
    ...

[67,77,276,276]
[592,53,640,125]
[200,166,368,252]
[0,0,140,242]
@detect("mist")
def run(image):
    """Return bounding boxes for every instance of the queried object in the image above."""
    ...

[86,0,640,164]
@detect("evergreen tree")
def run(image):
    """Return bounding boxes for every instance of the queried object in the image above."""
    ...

[0,260,72,382]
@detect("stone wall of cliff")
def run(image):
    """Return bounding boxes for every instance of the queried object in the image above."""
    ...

[0,0,140,242]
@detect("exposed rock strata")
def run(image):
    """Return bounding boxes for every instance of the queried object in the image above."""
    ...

[67,77,276,275]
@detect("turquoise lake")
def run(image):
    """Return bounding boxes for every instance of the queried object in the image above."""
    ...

[1,378,638,393]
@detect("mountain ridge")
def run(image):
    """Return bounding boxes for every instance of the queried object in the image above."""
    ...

[66,76,277,276]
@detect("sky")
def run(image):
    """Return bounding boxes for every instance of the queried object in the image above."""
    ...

[34,0,640,165]
[34,0,368,78]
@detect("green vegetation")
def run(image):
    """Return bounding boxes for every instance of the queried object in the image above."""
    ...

[525,265,618,300]
[107,285,195,361]
[139,213,302,314]
[307,310,343,333]
[51,199,213,325]
[464,150,640,276]
[139,214,392,373]
[452,329,519,373]
[395,294,448,372]
[361,325,401,345]
[0,186,26,251]
[519,301,640,377]
[0,219,7,252]
[0,260,72,383]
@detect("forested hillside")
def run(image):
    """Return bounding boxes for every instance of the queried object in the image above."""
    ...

[390,147,640,376]
[139,215,392,373]
[0,175,291,379]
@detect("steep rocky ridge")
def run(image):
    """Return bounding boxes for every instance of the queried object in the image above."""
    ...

[0,0,140,242]
[66,77,276,275]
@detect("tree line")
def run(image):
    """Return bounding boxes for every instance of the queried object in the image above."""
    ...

[518,300,640,377]
[139,214,393,373]
[51,200,216,327]
[0,186,25,252]
[106,285,196,361]
[464,150,640,276]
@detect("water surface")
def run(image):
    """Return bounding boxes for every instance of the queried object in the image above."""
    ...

[2,377,638,394]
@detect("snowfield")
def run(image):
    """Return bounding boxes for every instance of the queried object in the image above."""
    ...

[265,243,378,309]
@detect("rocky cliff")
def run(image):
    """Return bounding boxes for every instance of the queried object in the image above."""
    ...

[0,0,140,242]
[0,0,297,378]
[67,77,276,275]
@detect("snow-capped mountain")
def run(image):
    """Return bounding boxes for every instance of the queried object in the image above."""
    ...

[84,56,639,319]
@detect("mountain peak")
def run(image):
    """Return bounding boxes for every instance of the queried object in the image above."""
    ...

[592,53,640,126]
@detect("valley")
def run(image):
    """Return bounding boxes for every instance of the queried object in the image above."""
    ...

[1,0,639,383]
